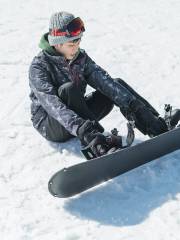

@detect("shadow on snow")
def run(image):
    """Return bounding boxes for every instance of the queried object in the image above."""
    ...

[62,138,180,226]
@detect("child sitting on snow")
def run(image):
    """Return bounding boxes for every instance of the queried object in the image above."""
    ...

[29,11,180,157]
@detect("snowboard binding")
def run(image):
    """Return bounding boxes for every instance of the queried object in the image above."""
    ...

[164,104,180,130]
[81,121,135,160]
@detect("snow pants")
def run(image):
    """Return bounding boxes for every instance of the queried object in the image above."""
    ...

[42,79,159,142]
[44,82,114,142]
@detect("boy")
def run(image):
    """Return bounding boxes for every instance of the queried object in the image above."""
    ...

[29,12,179,157]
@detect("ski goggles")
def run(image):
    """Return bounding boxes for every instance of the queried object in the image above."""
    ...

[49,17,85,38]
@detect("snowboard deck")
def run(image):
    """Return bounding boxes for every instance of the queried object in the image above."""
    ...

[48,127,180,198]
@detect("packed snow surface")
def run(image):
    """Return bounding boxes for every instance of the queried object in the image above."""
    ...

[0,0,180,239]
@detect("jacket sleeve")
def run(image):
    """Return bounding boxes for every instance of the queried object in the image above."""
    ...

[84,54,136,108]
[29,60,84,136]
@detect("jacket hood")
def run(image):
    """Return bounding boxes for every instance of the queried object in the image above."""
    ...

[38,33,61,56]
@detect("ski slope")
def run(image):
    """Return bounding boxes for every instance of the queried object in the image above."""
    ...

[0,0,180,239]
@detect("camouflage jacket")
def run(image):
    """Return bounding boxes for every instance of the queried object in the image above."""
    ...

[28,33,135,136]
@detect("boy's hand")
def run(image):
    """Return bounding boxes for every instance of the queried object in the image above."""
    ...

[77,120,122,157]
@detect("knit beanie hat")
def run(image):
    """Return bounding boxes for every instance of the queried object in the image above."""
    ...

[48,11,84,46]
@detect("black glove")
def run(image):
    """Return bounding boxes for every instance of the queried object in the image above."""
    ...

[77,120,104,146]
[129,99,168,137]
[77,120,122,157]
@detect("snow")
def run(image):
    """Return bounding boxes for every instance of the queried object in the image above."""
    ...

[0,0,180,239]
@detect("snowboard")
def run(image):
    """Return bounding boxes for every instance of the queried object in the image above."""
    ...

[48,127,180,198]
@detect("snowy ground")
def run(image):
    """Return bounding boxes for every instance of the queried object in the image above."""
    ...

[0,0,180,239]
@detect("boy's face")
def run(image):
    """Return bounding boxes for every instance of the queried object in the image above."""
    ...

[54,38,81,60]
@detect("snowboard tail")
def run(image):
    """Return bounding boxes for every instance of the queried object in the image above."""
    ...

[48,127,180,198]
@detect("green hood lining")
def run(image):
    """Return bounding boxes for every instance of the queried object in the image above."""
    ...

[38,33,61,56]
